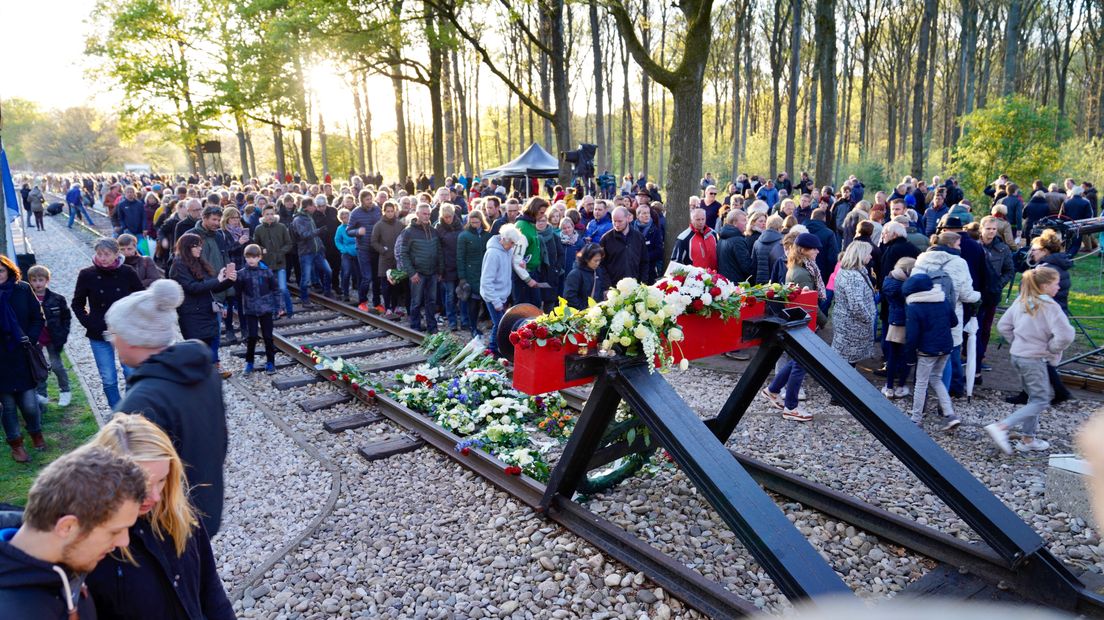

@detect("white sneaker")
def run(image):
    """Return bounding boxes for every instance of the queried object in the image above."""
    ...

[880,386,895,398]
[985,423,1013,455]
[782,406,813,422]
[58,392,72,407]
[1016,438,1051,452]
[761,388,784,409]
[894,386,910,398]
[36,394,48,406]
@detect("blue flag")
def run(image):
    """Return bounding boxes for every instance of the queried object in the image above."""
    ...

[1,146,18,222]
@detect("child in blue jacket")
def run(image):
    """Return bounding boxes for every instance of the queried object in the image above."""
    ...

[903,272,959,430]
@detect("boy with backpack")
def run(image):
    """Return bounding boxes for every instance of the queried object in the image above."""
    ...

[26,265,72,407]
[235,244,283,374]
[902,271,960,431]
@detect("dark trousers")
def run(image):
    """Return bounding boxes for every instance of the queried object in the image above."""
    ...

[244,313,275,365]
[340,254,361,299]
[356,250,375,303]
[977,302,998,362]
[409,273,438,332]
[33,212,44,230]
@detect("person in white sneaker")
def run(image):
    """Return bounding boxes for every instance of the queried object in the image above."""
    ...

[27,265,73,409]
[760,233,825,422]
[986,267,1074,454]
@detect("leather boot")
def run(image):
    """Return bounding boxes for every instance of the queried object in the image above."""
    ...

[30,432,46,450]
[8,438,30,463]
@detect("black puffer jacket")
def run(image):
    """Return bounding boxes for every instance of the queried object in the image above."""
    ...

[717,225,753,284]
[86,517,233,620]
[116,341,228,536]
[169,262,235,340]
[1036,252,1072,312]
[38,289,71,348]
[234,264,280,316]
[0,528,97,620]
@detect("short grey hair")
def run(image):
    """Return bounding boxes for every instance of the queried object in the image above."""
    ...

[498,223,525,246]
[94,238,119,253]
[1071,185,1084,196]
[882,221,906,239]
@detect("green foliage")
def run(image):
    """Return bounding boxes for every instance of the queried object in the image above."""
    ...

[0,353,99,506]
[0,98,45,168]
[952,96,1067,201]
[24,107,122,172]
[846,157,888,192]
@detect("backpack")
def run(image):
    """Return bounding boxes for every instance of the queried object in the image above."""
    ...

[925,267,959,329]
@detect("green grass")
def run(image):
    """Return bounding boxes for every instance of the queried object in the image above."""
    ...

[995,252,1104,353]
[0,352,100,506]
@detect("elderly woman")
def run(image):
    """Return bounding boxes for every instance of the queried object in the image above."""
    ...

[72,238,145,408]
[481,224,533,354]
[832,241,877,365]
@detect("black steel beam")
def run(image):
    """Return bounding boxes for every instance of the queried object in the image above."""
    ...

[613,361,852,600]
[778,324,1046,567]
[541,370,623,510]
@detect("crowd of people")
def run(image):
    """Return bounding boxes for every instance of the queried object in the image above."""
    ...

[0,163,1096,615]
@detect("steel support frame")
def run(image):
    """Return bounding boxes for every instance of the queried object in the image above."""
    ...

[543,313,1101,609]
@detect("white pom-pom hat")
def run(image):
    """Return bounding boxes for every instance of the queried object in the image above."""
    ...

[105,279,185,348]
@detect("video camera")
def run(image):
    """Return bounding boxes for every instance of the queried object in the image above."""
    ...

[561,143,597,179]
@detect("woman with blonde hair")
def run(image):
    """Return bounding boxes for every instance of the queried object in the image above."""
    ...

[86,413,233,619]
[831,241,877,364]
[986,268,1075,453]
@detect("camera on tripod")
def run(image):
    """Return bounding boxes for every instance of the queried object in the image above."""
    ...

[561,143,597,179]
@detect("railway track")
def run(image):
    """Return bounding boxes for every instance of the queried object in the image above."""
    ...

[266,285,1104,617]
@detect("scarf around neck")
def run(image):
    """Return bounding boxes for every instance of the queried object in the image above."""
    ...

[93,255,121,270]
[803,258,827,300]
[560,227,579,246]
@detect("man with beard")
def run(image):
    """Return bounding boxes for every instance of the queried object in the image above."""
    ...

[0,446,147,618]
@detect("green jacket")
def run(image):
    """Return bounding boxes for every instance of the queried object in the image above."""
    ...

[253,221,292,271]
[191,221,231,301]
[400,221,443,276]
[457,228,492,290]
[515,216,541,271]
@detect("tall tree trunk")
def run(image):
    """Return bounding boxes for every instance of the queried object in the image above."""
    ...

[785,0,802,177]
[273,124,286,180]
[858,49,872,156]
[1003,0,1023,95]
[658,1,669,186]
[426,9,445,183]
[622,37,632,176]
[353,80,367,174]
[318,113,329,176]
[391,73,409,182]
[814,0,837,184]
[540,12,555,150]
[453,49,473,178]
[953,0,978,144]
[911,0,936,178]
[730,6,742,181]
[361,76,375,173]
[641,0,652,180]
[442,48,456,174]
[886,94,897,166]
[549,0,574,184]
[235,114,249,181]
[742,17,753,162]
[246,130,257,179]
[589,0,606,172]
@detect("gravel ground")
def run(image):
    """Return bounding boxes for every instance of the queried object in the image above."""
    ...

[30,214,1104,616]
[29,217,333,597]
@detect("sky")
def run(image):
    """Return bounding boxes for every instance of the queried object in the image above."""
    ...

[1,0,102,110]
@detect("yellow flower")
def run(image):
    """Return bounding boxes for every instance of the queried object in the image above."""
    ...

[619,336,632,347]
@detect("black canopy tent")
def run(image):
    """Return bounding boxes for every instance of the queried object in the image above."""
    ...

[482,143,560,196]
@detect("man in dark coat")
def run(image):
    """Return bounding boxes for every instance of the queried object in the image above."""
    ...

[1023,190,1052,242]
[1062,186,1093,255]
[0,447,146,619]
[806,208,839,280]
[108,280,229,537]
[717,209,754,284]
[600,206,648,284]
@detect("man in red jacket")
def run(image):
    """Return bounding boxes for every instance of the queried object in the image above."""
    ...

[670,208,718,270]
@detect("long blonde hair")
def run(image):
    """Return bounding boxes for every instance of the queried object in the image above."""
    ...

[92,414,196,556]
[1019,267,1059,317]
[839,240,872,271]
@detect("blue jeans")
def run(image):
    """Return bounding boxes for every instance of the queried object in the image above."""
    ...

[340,254,361,299]
[768,359,806,410]
[441,279,459,328]
[298,252,332,300]
[275,268,294,315]
[485,302,506,355]
[1,389,41,442]
[356,250,375,303]
[67,202,95,228]
[409,273,438,332]
[941,344,964,395]
[90,339,132,409]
